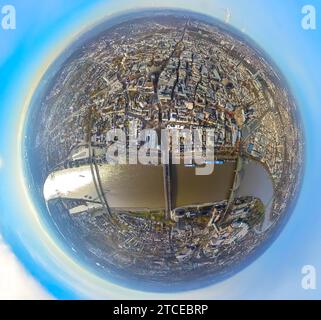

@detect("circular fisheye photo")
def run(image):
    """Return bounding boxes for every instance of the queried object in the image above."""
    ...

[24,9,304,292]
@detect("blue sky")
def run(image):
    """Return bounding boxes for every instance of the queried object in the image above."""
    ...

[1,0,321,299]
